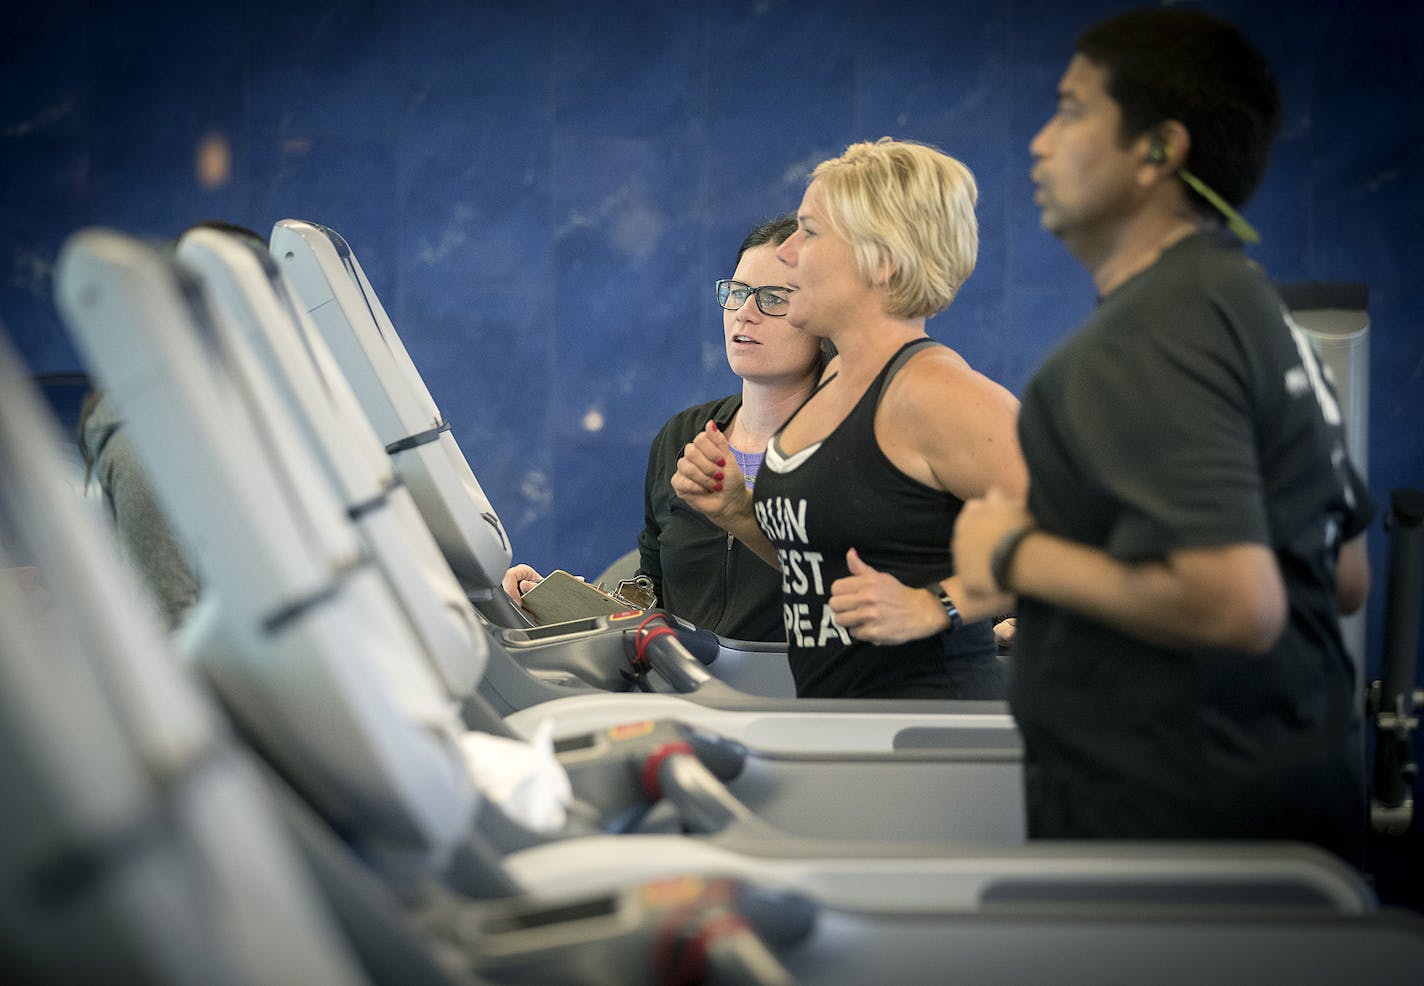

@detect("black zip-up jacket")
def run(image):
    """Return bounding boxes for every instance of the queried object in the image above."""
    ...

[637,394,785,642]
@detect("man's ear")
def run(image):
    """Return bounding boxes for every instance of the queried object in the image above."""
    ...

[1140,120,1191,171]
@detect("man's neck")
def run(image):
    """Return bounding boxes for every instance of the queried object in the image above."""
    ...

[1078,209,1203,297]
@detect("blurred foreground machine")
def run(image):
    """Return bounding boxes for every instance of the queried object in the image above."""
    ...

[0,229,1417,983]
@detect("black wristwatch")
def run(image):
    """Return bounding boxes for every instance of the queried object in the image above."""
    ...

[926,582,964,632]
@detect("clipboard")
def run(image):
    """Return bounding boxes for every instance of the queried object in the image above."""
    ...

[519,569,654,625]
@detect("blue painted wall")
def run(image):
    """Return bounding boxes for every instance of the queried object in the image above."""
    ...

[4,0,1423,891]
[5,0,1421,631]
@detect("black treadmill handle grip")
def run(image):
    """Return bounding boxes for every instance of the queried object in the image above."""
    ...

[685,726,749,781]
[644,631,716,693]
[676,625,722,665]
[657,751,757,835]
[1389,488,1424,528]
[1372,486,1424,822]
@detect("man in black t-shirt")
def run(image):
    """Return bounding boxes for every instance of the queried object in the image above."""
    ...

[952,9,1373,863]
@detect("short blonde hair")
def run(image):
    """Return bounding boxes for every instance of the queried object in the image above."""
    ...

[810,138,978,319]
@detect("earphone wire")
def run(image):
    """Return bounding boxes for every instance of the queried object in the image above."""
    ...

[1178,168,1262,244]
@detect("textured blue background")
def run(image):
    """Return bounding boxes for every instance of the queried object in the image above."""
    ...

[4,0,1420,628]
[4,0,1423,895]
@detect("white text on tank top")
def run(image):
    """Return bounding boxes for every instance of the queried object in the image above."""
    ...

[756,444,853,649]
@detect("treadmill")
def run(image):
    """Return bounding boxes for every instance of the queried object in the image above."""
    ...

[265,219,1022,759]
[20,291,1424,983]
[176,223,1025,844]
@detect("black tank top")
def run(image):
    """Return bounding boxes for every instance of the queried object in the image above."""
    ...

[751,339,1001,699]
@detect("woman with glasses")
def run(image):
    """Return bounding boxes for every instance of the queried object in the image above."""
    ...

[503,214,823,641]
[673,138,1026,699]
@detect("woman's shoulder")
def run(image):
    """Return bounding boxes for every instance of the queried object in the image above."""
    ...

[890,342,1010,411]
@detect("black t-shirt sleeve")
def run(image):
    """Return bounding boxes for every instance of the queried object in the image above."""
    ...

[1058,298,1270,559]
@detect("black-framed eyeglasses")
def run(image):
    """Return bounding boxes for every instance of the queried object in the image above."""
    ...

[716,279,791,317]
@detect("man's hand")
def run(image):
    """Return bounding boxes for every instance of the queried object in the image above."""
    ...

[953,486,1034,595]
